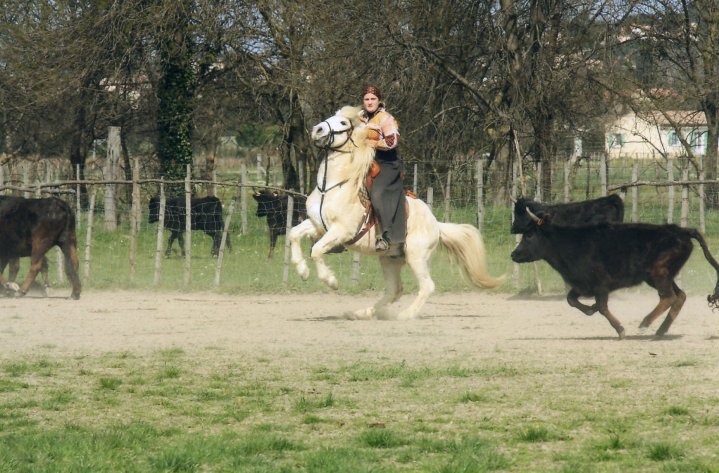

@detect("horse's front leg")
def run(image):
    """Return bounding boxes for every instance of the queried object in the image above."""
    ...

[310,229,351,290]
[289,219,321,281]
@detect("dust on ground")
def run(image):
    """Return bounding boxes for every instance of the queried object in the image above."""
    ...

[2,288,718,362]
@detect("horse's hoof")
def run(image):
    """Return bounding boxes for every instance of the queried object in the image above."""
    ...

[295,262,310,280]
[617,327,626,339]
[350,308,374,320]
[637,325,649,336]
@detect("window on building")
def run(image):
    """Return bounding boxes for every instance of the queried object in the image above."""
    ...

[668,130,680,146]
[689,130,706,154]
[608,133,624,148]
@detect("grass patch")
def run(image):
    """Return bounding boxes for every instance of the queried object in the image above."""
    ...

[0,345,717,472]
[358,428,407,449]
[98,377,123,390]
[518,424,553,443]
[647,441,685,461]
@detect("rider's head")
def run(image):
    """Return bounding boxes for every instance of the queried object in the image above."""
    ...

[362,86,382,115]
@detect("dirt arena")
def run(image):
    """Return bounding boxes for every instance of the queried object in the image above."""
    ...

[3,289,719,363]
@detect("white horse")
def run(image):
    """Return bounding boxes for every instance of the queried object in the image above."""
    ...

[288,106,504,320]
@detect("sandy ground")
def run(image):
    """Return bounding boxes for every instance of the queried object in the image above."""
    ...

[2,288,719,361]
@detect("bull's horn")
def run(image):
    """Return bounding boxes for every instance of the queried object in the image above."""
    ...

[526,206,541,223]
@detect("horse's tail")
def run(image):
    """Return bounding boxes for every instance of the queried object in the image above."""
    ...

[438,222,505,289]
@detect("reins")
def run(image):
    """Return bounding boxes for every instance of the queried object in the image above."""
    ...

[314,120,356,231]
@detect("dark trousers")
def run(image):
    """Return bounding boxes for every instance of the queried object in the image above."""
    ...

[370,157,406,245]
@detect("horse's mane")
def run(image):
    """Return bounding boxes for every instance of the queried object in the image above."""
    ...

[335,106,374,188]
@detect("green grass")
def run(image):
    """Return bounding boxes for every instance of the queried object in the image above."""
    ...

[1,350,718,472]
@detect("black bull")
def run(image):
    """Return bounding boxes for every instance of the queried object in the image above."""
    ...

[0,196,81,299]
[148,196,231,257]
[252,191,307,258]
[511,194,624,233]
[511,211,719,338]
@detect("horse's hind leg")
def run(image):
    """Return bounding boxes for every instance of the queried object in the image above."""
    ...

[397,250,435,320]
[350,257,404,320]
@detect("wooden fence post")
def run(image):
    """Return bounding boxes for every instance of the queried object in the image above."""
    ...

[631,161,639,223]
[240,161,248,234]
[104,126,120,231]
[282,195,295,285]
[512,155,520,289]
[563,159,570,203]
[184,165,192,287]
[351,251,361,286]
[129,158,140,283]
[84,188,96,279]
[667,157,675,224]
[85,186,97,281]
[215,200,235,288]
[153,180,166,285]
[600,153,608,196]
[680,160,689,228]
[535,161,543,202]
[426,187,433,209]
[413,163,418,194]
[699,155,706,234]
[299,159,306,195]
[76,164,82,228]
[476,157,485,230]
[443,169,452,222]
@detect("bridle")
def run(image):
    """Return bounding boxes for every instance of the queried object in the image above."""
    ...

[314,119,355,151]
[314,119,356,230]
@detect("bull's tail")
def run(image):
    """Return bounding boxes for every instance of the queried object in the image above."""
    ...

[438,222,505,289]
[688,229,719,309]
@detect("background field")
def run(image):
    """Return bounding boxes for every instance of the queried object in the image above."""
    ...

[1,289,719,472]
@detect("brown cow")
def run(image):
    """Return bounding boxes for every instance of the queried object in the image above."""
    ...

[0,196,81,299]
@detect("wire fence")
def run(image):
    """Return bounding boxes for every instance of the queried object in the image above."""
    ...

[2,151,719,296]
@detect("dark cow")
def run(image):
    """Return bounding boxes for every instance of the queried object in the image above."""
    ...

[510,209,719,338]
[148,196,232,257]
[511,194,624,234]
[0,196,81,299]
[252,190,307,258]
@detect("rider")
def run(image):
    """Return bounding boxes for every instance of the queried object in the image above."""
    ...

[359,85,406,258]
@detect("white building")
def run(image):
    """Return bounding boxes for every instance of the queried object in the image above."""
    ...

[606,111,709,158]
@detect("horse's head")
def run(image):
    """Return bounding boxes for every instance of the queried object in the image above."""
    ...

[311,106,363,150]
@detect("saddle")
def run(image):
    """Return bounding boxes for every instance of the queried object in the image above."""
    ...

[344,160,415,246]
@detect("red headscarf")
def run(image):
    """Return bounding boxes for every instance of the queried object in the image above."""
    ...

[362,85,382,100]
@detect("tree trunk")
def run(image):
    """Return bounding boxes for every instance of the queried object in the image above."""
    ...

[69,102,91,209]
[157,1,195,196]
